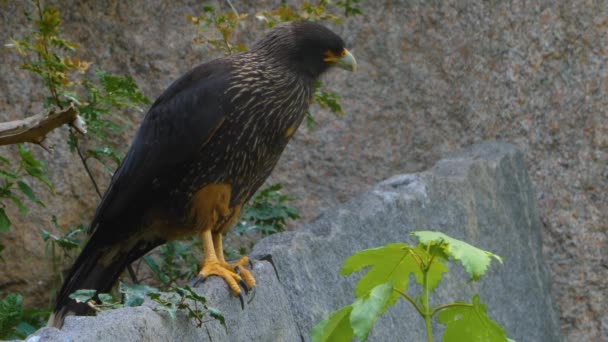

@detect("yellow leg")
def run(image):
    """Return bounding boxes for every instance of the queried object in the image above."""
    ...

[213,233,256,289]
[198,229,243,296]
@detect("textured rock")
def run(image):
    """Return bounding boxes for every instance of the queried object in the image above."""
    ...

[27,261,300,342]
[25,142,562,342]
[1,1,606,340]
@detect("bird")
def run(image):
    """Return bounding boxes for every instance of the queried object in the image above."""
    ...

[48,20,356,328]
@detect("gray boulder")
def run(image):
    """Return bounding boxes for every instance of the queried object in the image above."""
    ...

[26,142,561,341]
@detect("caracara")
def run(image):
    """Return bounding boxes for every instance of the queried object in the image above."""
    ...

[50,20,356,327]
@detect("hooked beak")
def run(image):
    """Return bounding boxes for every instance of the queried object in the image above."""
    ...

[335,49,357,72]
[324,48,357,72]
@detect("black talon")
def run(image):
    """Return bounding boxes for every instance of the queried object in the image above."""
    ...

[247,286,256,304]
[237,292,245,310]
[191,275,203,287]
[239,279,249,295]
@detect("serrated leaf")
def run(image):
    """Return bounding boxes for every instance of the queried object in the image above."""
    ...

[340,243,419,305]
[412,231,502,281]
[69,289,96,303]
[310,305,354,342]
[0,208,10,232]
[350,282,393,341]
[437,295,508,342]
[17,181,44,207]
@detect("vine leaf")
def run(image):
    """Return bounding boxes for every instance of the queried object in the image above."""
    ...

[350,282,393,341]
[412,231,502,281]
[340,243,419,305]
[310,305,354,342]
[437,295,508,342]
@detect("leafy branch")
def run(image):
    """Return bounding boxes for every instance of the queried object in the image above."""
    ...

[311,231,510,342]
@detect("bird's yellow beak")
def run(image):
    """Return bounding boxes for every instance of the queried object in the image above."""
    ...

[324,48,357,72]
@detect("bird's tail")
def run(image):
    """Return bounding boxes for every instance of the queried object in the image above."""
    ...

[48,228,162,328]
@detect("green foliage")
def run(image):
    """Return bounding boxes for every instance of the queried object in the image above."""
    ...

[70,283,224,329]
[255,1,342,28]
[3,0,148,259]
[0,145,52,256]
[311,231,509,342]
[0,293,48,340]
[310,306,354,342]
[143,240,201,290]
[335,0,363,17]
[438,295,507,342]
[412,231,503,281]
[42,218,86,291]
[236,184,300,237]
[349,282,392,340]
[188,6,248,55]
[148,285,225,328]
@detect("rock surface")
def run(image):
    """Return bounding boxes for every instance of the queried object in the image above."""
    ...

[26,142,562,342]
[1,1,606,340]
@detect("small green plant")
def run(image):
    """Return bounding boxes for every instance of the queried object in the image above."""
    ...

[148,285,225,328]
[310,231,511,342]
[0,292,48,340]
[142,240,201,290]
[235,183,300,237]
[0,145,53,257]
[70,283,224,329]
[41,217,86,287]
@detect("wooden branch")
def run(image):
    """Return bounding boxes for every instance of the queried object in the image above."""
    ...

[0,105,87,150]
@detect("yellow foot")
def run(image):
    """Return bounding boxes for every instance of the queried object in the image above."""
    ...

[197,257,256,296]
[223,256,256,291]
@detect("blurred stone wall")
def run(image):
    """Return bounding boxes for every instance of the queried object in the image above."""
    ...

[0,1,606,340]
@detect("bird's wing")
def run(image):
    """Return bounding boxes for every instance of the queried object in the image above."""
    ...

[89,60,232,234]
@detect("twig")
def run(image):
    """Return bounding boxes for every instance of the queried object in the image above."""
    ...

[0,105,86,147]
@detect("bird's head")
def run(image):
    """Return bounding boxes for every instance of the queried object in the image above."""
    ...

[253,21,357,79]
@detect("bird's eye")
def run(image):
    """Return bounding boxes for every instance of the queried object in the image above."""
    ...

[340,49,347,57]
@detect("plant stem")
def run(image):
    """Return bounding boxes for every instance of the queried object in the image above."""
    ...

[393,288,424,317]
[423,268,433,342]
[70,131,103,198]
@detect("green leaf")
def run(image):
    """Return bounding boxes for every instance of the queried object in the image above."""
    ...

[437,295,508,342]
[97,293,113,305]
[68,289,96,303]
[350,282,393,341]
[0,170,18,180]
[119,282,159,307]
[310,305,354,342]
[17,181,44,207]
[340,243,419,305]
[411,245,448,292]
[9,195,28,216]
[208,307,225,327]
[412,231,502,281]
[0,209,10,232]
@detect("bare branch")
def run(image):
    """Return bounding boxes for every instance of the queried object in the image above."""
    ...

[0,105,87,148]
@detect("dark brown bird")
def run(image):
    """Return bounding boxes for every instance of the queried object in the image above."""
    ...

[49,20,356,327]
